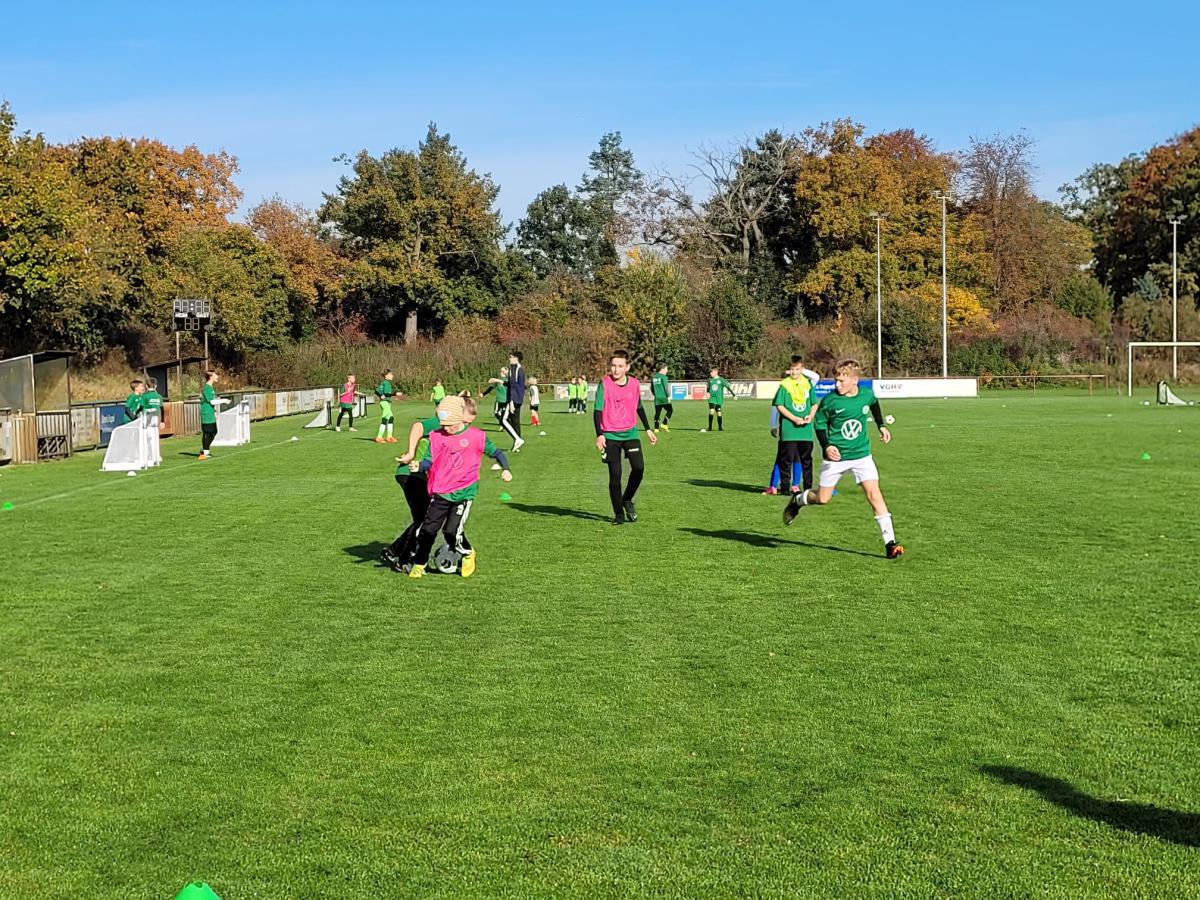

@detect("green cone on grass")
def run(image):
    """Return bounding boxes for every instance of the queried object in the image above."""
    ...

[174,883,221,900]
[1140,452,1152,461]
[498,492,512,502]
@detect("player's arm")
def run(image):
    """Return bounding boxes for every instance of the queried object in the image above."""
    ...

[397,420,427,463]
[869,400,892,443]
[636,402,658,444]
[725,379,736,399]
[481,384,495,396]
[593,384,607,450]
[815,405,839,460]
[484,438,513,481]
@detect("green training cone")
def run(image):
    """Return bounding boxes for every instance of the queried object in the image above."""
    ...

[498,492,512,502]
[2,502,13,511]
[1140,452,1152,461]
[174,883,221,900]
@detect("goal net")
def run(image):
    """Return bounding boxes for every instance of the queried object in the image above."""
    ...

[1126,341,1200,396]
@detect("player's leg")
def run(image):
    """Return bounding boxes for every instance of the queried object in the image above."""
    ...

[664,402,673,427]
[441,499,476,576]
[654,404,662,429]
[716,405,724,431]
[784,461,839,525]
[606,443,626,523]
[859,473,901,557]
[774,440,793,493]
[707,404,714,431]
[622,440,644,521]
[797,440,814,491]
[410,496,452,577]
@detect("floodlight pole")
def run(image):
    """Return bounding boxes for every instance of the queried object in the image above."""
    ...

[872,213,885,379]
[934,190,956,378]
[1170,217,1183,380]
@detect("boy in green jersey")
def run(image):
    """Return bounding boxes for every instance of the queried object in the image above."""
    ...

[141,377,163,419]
[123,380,145,423]
[651,364,673,431]
[198,371,224,460]
[375,369,397,443]
[482,367,508,425]
[783,359,903,559]
[772,356,818,494]
[705,367,734,431]
[431,379,446,406]
[578,376,589,414]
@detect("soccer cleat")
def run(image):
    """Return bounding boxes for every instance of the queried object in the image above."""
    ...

[408,564,426,579]
[886,541,905,559]
[612,517,625,526]
[783,496,804,526]
[374,437,386,443]
[198,453,209,461]
[623,500,637,522]
[349,427,357,432]
[513,437,526,452]
[762,487,779,496]
[790,485,802,493]
[335,426,341,432]
[386,436,398,443]
[380,547,401,570]
[460,550,477,578]
[660,423,669,432]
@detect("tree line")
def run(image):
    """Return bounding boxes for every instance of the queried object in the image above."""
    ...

[1,101,1196,377]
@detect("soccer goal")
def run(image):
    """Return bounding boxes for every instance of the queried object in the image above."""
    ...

[1126,341,1200,396]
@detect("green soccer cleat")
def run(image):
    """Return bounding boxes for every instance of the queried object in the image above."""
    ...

[461,550,477,578]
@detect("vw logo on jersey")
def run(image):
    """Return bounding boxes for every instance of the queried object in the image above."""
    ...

[841,420,863,440]
[459,438,469,448]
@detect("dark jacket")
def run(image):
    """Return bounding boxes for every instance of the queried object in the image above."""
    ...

[507,364,526,407]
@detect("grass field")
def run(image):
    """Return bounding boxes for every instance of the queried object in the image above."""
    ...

[2,393,1199,898]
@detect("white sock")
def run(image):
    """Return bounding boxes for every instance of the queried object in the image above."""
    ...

[875,513,895,544]
[386,423,394,437]
[795,490,809,506]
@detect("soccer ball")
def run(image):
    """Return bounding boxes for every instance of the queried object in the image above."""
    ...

[884,415,895,425]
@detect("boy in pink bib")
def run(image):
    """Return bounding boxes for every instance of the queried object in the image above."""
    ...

[406,395,512,578]
[594,349,657,525]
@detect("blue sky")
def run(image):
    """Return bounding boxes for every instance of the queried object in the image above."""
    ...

[4,1,1198,227]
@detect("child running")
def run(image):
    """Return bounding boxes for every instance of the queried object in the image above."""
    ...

[335,374,362,432]
[375,369,398,443]
[783,358,904,559]
[651,364,672,432]
[594,349,657,525]
[402,395,513,579]
[431,378,446,407]
[482,368,509,426]
[528,378,541,427]
[705,367,734,431]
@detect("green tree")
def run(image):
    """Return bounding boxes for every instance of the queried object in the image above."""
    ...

[514,184,606,277]
[578,132,643,264]
[606,252,690,370]
[685,273,764,375]
[1053,273,1113,330]
[320,124,506,342]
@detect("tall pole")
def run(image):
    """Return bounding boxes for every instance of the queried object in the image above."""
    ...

[1170,217,1182,380]
[935,191,954,378]
[873,213,885,378]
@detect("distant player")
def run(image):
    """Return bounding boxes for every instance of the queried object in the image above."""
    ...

[374,369,397,443]
[594,349,658,525]
[578,375,589,414]
[141,377,163,419]
[482,367,508,426]
[705,367,734,431]
[771,356,820,494]
[503,351,526,451]
[783,359,903,559]
[123,380,145,423]
[403,395,513,579]
[335,375,362,432]
[431,378,446,407]
[198,371,224,460]
[651,364,673,432]
[528,378,541,427]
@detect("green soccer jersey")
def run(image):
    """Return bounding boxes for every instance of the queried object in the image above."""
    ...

[123,392,143,423]
[378,379,395,399]
[707,377,732,406]
[142,390,163,417]
[815,386,878,461]
[594,382,639,441]
[495,383,508,405]
[652,373,669,404]
[773,378,815,441]
[430,383,445,403]
[395,415,441,477]
[200,384,217,425]
[444,436,499,502]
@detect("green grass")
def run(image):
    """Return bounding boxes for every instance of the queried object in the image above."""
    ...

[2,393,1199,898]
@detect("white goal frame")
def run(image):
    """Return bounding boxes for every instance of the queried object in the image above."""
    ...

[1127,342,1200,396]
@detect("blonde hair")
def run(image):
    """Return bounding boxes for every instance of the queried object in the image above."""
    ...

[833,359,862,377]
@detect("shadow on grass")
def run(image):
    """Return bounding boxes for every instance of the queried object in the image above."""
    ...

[981,765,1200,848]
[679,527,884,558]
[685,478,765,494]
[344,540,390,566]
[505,502,609,522]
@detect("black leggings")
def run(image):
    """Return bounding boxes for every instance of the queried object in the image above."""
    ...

[413,495,474,565]
[201,422,218,452]
[774,440,814,492]
[389,473,431,560]
[605,438,644,517]
[654,403,673,427]
[336,407,354,428]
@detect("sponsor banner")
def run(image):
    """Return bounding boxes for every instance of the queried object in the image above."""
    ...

[729,380,755,399]
[689,383,707,400]
[814,378,977,400]
[98,404,125,447]
[670,383,688,401]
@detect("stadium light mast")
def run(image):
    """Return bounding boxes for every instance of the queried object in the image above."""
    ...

[934,190,956,378]
[871,212,886,378]
[1170,216,1183,380]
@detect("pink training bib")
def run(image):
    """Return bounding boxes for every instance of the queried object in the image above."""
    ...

[600,376,641,433]
[340,383,355,404]
[427,427,487,495]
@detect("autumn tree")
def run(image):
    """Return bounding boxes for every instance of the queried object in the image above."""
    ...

[606,252,690,370]
[320,124,506,342]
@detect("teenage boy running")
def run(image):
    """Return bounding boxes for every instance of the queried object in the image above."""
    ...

[375,369,398,443]
[651,364,673,432]
[705,367,735,431]
[403,395,513,579]
[783,358,904,559]
[594,349,658,525]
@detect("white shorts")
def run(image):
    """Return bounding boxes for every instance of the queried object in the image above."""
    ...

[818,454,879,489]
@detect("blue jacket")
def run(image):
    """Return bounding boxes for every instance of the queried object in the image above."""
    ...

[507,364,526,407]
